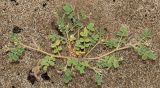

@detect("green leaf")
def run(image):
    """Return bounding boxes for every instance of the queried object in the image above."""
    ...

[80,10,87,19]
[9,33,19,43]
[68,12,75,19]
[84,43,90,47]
[117,26,128,37]
[75,64,85,74]
[75,61,88,75]
[81,61,89,67]
[8,52,19,61]
[8,47,25,62]
[107,57,114,68]
[40,56,55,72]
[80,28,89,37]
[134,45,157,60]
[87,23,94,31]
[64,69,72,83]
[97,56,120,68]
[71,17,83,28]
[134,45,147,56]
[57,46,62,51]
[113,58,119,68]
[67,58,78,66]
[104,39,119,48]
[63,4,73,15]
[80,38,85,42]
[49,34,61,42]
[84,38,91,42]
[69,34,76,41]
[95,72,103,85]
[43,66,48,71]
[140,30,151,41]
[146,51,157,60]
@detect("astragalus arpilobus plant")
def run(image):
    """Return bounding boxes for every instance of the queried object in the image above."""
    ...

[7,3,157,85]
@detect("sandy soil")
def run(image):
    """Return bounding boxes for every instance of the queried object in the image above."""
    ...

[0,0,160,88]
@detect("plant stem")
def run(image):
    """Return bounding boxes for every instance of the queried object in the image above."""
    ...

[19,42,68,59]
[116,36,123,49]
[84,41,101,57]
[86,43,139,60]
[19,42,140,60]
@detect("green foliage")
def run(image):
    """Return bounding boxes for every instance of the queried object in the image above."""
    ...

[75,23,98,54]
[80,10,87,19]
[7,3,158,86]
[140,30,151,41]
[64,69,73,83]
[63,4,73,15]
[9,33,19,44]
[104,39,119,49]
[87,23,94,31]
[67,58,89,74]
[97,56,120,68]
[63,4,83,30]
[57,18,66,33]
[117,26,128,37]
[39,56,55,72]
[90,32,101,45]
[67,58,79,66]
[95,72,103,85]
[63,58,89,83]
[49,34,63,54]
[134,45,157,60]
[104,26,128,49]
[8,47,25,62]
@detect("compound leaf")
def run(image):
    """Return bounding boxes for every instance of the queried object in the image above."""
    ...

[8,47,25,62]
[104,39,119,48]
[67,58,78,66]
[117,26,128,37]
[95,72,103,85]
[80,28,89,37]
[40,56,55,72]
[64,69,72,83]
[87,23,94,31]
[140,30,151,41]
[9,33,19,43]
[134,45,157,60]
[63,4,73,15]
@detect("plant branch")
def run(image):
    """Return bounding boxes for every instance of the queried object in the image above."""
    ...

[19,43,73,59]
[84,41,101,57]
[19,42,140,60]
[86,43,140,60]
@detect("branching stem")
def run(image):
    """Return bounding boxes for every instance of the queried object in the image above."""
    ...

[84,41,101,57]
[19,42,140,60]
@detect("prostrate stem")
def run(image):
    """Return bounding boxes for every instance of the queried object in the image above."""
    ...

[19,42,140,60]
[84,41,101,57]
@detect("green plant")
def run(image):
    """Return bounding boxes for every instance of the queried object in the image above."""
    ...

[134,45,156,60]
[7,3,157,86]
[64,69,73,83]
[8,47,25,62]
[49,34,63,54]
[97,56,120,68]
[95,72,103,85]
[104,26,128,49]
[39,56,55,72]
